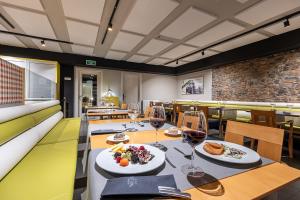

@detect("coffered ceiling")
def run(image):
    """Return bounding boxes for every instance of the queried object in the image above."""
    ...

[0,0,300,68]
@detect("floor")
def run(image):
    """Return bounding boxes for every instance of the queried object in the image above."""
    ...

[73,118,300,200]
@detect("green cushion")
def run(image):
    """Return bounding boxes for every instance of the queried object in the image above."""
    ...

[38,118,81,145]
[0,140,77,200]
[0,115,35,145]
[32,105,61,124]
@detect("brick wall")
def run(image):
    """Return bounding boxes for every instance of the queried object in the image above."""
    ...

[212,48,300,102]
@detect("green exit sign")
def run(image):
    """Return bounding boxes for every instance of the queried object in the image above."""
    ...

[86,59,96,66]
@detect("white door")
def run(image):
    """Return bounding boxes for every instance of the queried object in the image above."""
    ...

[74,67,102,117]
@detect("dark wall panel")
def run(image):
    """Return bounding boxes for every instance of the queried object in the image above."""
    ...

[60,64,74,117]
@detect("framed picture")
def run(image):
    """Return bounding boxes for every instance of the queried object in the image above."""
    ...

[181,77,204,95]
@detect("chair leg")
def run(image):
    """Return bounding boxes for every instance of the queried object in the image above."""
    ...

[288,125,294,158]
[250,138,255,149]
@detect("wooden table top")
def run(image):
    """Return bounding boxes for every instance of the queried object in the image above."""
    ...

[89,119,300,200]
[87,111,128,116]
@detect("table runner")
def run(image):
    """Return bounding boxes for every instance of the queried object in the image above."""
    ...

[86,139,274,200]
[82,122,174,172]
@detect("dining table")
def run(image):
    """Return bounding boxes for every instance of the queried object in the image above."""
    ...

[87,118,300,200]
[86,110,129,120]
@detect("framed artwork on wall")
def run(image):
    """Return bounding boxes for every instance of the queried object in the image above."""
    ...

[181,77,204,95]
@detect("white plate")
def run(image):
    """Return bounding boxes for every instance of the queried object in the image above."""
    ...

[106,135,129,143]
[164,129,182,137]
[96,144,166,174]
[196,140,260,164]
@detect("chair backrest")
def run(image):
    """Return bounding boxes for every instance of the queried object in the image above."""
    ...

[150,101,163,107]
[144,106,153,118]
[251,110,276,127]
[121,103,127,110]
[177,112,201,130]
[225,120,284,162]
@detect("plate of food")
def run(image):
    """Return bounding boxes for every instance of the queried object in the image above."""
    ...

[96,143,166,174]
[164,127,182,137]
[195,140,260,164]
[106,132,129,143]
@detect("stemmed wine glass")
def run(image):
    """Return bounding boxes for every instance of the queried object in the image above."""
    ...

[150,106,167,150]
[181,111,207,177]
[127,103,140,132]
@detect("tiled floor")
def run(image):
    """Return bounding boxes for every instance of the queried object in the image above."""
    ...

[73,118,300,200]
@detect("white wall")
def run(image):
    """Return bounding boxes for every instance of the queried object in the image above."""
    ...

[123,72,139,104]
[176,69,212,100]
[102,69,122,99]
[141,74,177,101]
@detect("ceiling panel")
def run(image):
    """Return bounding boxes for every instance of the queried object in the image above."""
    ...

[160,7,216,39]
[147,58,171,65]
[0,24,25,47]
[61,0,105,23]
[122,0,178,34]
[236,0,249,3]
[32,39,62,52]
[235,0,300,25]
[3,7,56,38]
[71,45,94,56]
[183,50,218,62]
[264,15,300,35]
[165,60,188,67]
[66,20,98,46]
[127,55,150,63]
[138,39,172,55]
[212,32,267,52]
[0,0,44,11]
[186,21,244,47]
[111,31,144,51]
[162,45,197,59]
[105,50,127,60]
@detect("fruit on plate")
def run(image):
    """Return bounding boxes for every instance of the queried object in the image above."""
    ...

[113,145,154,167]
[203,142,224,155]
[110,142,124,152]
[120,158,129,167]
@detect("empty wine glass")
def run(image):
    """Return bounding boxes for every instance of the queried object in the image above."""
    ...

[150,106,167,150]
[127,103,140,132]
[181,111,207,177]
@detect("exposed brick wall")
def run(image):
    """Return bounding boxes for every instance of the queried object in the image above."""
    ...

[212,49,300,102]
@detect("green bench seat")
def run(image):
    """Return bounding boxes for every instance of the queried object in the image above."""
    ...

[0,140,77,200]
[38,118,81,145]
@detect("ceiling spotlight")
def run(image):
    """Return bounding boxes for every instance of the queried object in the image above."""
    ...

[41,40,46,47]
[283,19,290,27]
[108,23,113,31]
[176,60,179,64]
[201,51,205,56]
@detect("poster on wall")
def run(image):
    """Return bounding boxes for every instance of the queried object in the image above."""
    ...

[181,77,204,95]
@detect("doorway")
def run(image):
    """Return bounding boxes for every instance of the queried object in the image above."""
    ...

[74,67,102,117]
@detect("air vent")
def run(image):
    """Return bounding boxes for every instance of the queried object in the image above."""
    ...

[0,13,15,29]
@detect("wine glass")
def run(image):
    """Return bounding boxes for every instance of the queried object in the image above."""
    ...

[127,103,140,132]
[181,111,207,177]
[150,106,167,150]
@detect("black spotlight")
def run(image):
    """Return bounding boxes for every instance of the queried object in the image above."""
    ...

[284,19,290,27]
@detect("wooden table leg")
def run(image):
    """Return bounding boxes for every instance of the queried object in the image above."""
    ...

[219,108,224,138]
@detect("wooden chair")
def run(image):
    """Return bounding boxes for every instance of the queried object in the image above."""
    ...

[121,103,127,110]
[144,106,153,118]
[225,120,284,162]
[251,110,294,158]
[251,110,277,127]
[177,112,199,130]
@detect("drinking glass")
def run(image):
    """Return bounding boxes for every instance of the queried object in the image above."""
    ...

[127,103,140,132]
[181,111,207,177]
[150,106,167,150]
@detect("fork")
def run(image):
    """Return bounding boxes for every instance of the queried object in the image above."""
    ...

[174,147,192,159]
[158,186,191,199]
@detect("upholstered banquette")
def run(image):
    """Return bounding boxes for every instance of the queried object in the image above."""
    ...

[0,100,81,200]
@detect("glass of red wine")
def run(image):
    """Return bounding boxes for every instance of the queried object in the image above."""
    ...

[181,111,207,177]
[150,106,167,150]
